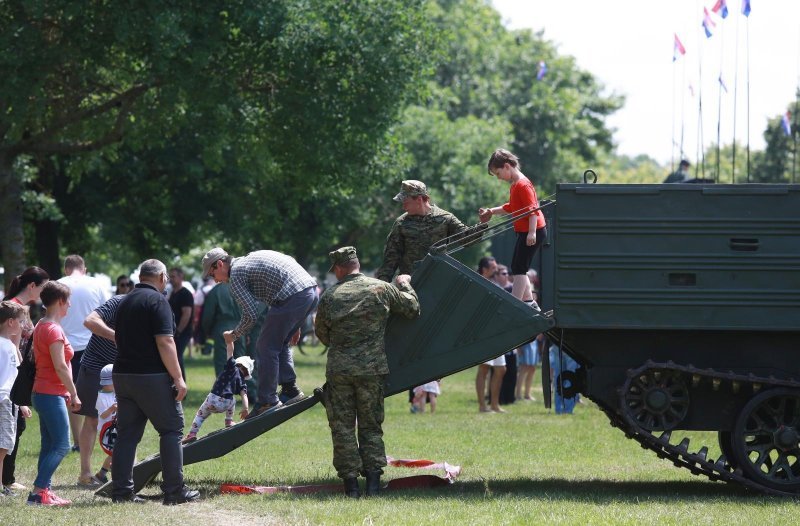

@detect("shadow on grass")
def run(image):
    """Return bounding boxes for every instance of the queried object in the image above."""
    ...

[156,475,780,504]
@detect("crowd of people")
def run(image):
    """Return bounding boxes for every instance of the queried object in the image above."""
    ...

[0,148,579,504]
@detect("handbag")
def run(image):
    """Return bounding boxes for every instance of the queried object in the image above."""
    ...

[10,338,35,406]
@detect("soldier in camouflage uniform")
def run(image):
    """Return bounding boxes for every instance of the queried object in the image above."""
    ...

[316,246,420,497]
[376,180,487,282]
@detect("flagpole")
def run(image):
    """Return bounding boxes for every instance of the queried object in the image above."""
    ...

[698,23,705,180]
[745,12,751,182]
[732,8,740,183]
[672,44,677,175]
[681,57,687,163]
[716,21,725,183]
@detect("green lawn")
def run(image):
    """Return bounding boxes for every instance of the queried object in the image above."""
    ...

[2,348,798,525]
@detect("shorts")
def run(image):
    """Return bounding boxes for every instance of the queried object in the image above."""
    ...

[75,366,101,418]
[70,350,84,383]
[484,354,506,367]
[0,398,17,451]
[510,226,548,275]
[518,341,539,366]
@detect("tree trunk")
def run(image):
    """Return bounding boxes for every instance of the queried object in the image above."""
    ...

[0,153,26,291]
[34,219,61,280]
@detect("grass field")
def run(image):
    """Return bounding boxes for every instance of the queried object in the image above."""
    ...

[1,348,798,525]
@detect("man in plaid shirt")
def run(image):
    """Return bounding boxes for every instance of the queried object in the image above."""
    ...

[201,248,318,417]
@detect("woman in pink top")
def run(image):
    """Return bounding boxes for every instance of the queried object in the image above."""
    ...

[2,266,49,492]
[28,281,81,507]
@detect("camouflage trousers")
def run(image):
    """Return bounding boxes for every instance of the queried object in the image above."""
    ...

[324,374,386,479]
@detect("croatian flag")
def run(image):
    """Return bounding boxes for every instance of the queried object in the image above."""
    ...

[742,0,751,17]
[712,0,729,19]
[702,7,716,38]
[782,112,792,136]
[537,61,547,80]
[673,34,686,62]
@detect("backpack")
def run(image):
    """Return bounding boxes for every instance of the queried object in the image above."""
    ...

[99,417,118,456]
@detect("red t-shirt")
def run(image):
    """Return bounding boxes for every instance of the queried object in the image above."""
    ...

[33,321,73,396]
[501,177,547,233]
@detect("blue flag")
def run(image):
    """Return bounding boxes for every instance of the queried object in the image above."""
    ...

[536,61,547,81]
[742,0,751,17]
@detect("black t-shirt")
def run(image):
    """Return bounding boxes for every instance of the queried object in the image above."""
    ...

[169,286,194,337]
[114,283,176,374]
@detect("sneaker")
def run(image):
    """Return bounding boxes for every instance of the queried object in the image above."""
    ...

[7,482,27,491]
[70,445,80,453]
[27,489,71,506]
[278,384,305,405]
[94,471,109,484]
[244,401,283,420]
[181,433,197,444]
[2,486,16,497]
[77,475,102,488]
[163,485,200,506]
[112,492,146,504]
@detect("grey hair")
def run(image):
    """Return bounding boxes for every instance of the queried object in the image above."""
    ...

[139,259,167,278]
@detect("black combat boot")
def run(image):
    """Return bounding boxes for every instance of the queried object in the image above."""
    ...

[364,471,381,497]
[343,477,360,498]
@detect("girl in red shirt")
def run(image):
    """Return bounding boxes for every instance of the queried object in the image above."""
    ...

[29,281,81,507]
[479,149,548,303]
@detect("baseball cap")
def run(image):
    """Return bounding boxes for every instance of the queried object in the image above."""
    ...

[328,246,358,272]
[202,247,228,279]
[100,364,114,386]
[393,180,428,202]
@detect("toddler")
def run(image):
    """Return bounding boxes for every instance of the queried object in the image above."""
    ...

[94,364,116,484]
[0,301,25,497]
[412,380,441,414]
[183,342,253,443]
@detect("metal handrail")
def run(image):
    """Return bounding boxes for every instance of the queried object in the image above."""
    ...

[431,196,556,256]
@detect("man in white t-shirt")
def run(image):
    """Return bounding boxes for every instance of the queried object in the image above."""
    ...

[57,254,109,486]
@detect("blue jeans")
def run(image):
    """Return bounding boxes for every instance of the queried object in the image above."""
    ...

[549,345,578,415]
[32,392,71,489]
[256,286,319,405]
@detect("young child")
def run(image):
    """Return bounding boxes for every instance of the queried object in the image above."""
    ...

[94,363,116,484]
[0,301,25,497]
[479,149,547,303]
[183,342,253,443]
[412,380,441,414]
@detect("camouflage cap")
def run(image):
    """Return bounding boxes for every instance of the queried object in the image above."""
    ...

[201,247,228,279]
[328,246,358,272]
[393,180,428,202]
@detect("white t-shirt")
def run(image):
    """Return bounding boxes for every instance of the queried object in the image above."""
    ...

[0,336,19,400]
[58,273,110,351]
[96,390,117,431]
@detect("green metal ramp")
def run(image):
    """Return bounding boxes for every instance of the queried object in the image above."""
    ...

[383,252,554,395]
[96,252,553,497]
[95,392,321,497]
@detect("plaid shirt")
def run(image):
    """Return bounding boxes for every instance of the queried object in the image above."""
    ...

[229,250,317,340]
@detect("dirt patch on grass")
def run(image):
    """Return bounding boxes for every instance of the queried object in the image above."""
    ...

[177,501,283,526]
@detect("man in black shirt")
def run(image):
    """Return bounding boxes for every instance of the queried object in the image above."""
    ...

[168,267,194,380]
[111,259,199,505]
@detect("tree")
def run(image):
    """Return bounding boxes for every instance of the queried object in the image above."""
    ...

[428,0,624,194]
[1,1,436,286]
[752,96,799,183]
